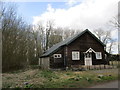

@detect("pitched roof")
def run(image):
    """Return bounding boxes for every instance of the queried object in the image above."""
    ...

[40,29,105,57]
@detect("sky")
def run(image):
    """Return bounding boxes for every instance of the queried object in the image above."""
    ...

[10,0,119,54]
[16,2,68,23]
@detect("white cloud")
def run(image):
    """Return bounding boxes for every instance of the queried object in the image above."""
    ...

[33,0,118,30]
[33,0,119,54]
[47,4,55,12]
[66,0,80,6]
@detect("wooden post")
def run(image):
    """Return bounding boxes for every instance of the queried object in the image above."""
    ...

[104,64,106,69]
[64,46,68,70]
[99,64,101,70]
[38,58,41,69]
[112,60,114,68]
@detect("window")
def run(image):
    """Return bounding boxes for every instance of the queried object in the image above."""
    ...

[72,51,80,60]
[54,54,62,58]
[95,52,102,59]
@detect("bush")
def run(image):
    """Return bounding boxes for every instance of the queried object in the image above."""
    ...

[97,75,115,81]
[40,70,59,81]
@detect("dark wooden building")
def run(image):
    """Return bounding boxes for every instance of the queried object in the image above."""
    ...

[40,29,109,69]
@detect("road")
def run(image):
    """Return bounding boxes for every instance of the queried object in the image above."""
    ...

[90,80,119,88]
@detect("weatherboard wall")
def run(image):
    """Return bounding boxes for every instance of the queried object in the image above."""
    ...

[49,31,108,69]
[49,47,65,68]
[40,57,50,69]
[66,32,107,67]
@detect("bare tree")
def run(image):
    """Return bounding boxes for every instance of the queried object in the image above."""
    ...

[62,27,82,40]
[93,28,116,54]
[109,15,120,29]
[35,20,54,52]
[45,20,54,50]
[48,28,63,48]
[93,29,111,44]
[34,20,82,56]
[109,14,120,55]
[108,39,116,54]
[1,2,39,72]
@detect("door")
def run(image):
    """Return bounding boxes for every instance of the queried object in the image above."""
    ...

[84,53,92,66]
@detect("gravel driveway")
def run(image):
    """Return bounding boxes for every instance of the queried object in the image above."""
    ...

[92,69,118,74]
[90,80,119,88]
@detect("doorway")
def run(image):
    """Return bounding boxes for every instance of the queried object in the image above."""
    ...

[84,53,92,66]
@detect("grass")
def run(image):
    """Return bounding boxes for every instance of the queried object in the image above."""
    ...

[2,68,118,88]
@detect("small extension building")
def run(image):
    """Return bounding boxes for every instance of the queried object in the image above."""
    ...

[39,29,109,69]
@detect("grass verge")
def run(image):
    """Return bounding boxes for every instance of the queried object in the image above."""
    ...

[2,68,118,88]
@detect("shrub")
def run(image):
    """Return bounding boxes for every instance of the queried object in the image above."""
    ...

[40,70,59,81]
[97,75,115,81]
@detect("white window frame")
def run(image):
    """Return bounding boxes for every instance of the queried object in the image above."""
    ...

[72,51,80,60]
[54,54,62,58]
[95,52,102,59]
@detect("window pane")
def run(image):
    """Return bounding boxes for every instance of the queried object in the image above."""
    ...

[54,54,62,58]
[96,52,102,59]
[72,51,80,60]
